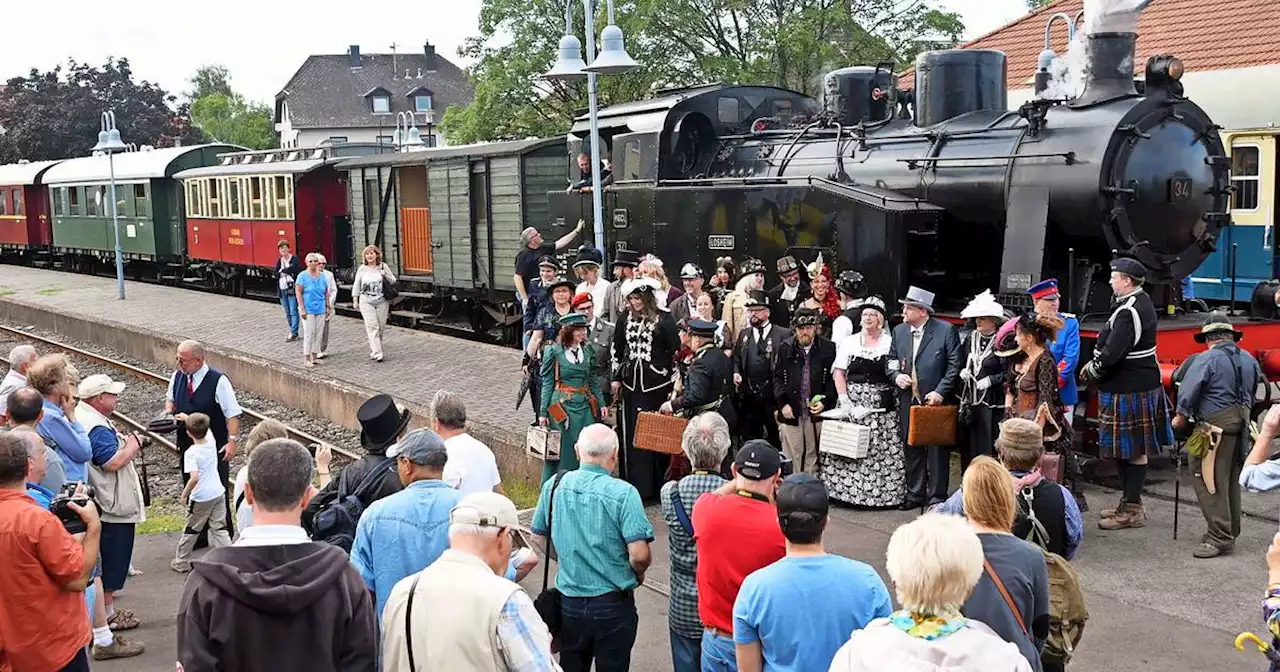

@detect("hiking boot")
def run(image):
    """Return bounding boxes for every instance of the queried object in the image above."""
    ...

[1098,502,1146,530]
[1193,542,1226,558]
[1100,495,1127,519]
[170,559,192,573]
[93,636,145,660]
[107,608,140,631]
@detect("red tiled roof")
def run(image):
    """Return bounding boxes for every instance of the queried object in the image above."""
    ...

[898,0,1280,90]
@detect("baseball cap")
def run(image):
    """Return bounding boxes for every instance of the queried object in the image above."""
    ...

[385,428,448,467]
[450,491,524,531]
[734,440,782,480]
[78,374,126,399]
[776,474,829,518]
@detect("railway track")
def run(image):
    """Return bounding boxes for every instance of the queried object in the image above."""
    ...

[0,324,361,462]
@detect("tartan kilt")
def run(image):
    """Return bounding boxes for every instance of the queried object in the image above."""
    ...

[1097,388,1175,460]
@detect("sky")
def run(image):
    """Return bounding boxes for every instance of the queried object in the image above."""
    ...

[0,0,1032,106]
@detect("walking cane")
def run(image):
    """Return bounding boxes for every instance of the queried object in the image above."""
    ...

[1173,440,1181,540]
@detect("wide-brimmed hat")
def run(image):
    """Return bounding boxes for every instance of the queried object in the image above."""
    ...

[1194,311,1244,343]
[899,285,936,312]
[621,276,662,297]
[993,316,1022,358]
[358,394,412,452]
[546,276,576,294]
[961,290,1005,320]
[738,257,765,279]
[745,289,771,309]
[573,244,604,268]
[680,263,704,279]
[611,249,640,268]
[776,256,800,274]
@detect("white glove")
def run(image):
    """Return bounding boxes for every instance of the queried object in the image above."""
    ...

[849,406,872,421]
[960,369,973,382]
[976,376,992,391]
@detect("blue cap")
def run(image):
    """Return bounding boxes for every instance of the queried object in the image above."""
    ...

[1110,257,1146,281]
[386,428,449,467]
[1028,278,1059,300]
[687,318,718,338]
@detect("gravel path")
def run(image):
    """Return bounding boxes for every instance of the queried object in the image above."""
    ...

[1,326,360,506]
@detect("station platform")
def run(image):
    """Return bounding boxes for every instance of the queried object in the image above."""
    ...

[0,266,539,482]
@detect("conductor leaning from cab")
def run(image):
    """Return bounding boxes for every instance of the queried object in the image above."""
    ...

[661,319,736,430]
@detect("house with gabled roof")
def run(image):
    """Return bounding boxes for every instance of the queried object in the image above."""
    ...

[274,43,475,149]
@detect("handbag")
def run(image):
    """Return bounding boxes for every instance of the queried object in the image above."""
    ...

[382,280,400,302]
[525,425,562,461]
[533,471,567,635]
[907,405,958,447]
[820,421,871,459]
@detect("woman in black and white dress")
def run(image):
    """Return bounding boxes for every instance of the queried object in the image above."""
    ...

[826,296,906,507]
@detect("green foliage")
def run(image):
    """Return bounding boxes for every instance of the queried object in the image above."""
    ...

[190,92,277,150]
[1026,0,1054,8]
[442,0,964,144]
[186,65,233,101]
[0,58,208,163]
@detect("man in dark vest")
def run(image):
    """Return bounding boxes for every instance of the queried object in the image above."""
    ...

[166,340,242,543]
[767,255,810,329]
[733,290,789,448]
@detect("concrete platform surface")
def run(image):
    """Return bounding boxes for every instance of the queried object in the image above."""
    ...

[102,486,1269,672]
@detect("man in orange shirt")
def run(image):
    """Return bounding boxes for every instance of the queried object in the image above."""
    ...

[0,432,101,672]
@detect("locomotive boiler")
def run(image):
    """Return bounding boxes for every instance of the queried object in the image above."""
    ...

[557,20,1231,316]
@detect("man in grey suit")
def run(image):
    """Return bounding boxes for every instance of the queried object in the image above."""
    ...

[888,286,961,509]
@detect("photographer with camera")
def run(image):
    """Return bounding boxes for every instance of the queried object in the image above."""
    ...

[77,374,149,640]
[0,432,101,672]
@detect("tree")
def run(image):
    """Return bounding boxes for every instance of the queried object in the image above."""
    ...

[186,65,276,150]
[186,65,233,101]
[1027,0,1053,8]
[0,58,207,163]
[442,0,964,144]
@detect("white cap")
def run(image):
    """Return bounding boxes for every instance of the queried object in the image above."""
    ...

[78,374,126,399]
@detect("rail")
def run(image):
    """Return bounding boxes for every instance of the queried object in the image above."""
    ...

[0,324,360,461]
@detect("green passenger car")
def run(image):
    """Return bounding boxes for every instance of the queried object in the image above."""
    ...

[44,144,241,266]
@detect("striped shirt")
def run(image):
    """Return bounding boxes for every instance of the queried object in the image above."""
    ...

[496,591,561,671]
[660,472,728,639]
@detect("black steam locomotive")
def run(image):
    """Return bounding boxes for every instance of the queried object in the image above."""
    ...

[554,29,1230,315]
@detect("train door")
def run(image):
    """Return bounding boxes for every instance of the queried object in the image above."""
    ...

[470,160,492,291]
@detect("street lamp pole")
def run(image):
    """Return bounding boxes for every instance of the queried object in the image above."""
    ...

[93,111,128,300]
[582,3,606,253]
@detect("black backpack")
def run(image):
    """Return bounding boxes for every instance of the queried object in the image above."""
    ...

[311,458,394,552]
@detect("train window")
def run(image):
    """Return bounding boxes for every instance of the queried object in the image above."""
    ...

[52,188,64,216]
[1231,145,1261,211]
[68,187,80,215]
[0,191,7,216]
[12,189,23,216]
[228,179,242,218]
[718,97,741,124]
[208,179,221,218]
[134,183,149,219]
[85,187,102,217]
[274,176,292,219]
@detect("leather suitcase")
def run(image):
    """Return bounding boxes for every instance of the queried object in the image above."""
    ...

[907,405,958,447]
[634,412,689,455]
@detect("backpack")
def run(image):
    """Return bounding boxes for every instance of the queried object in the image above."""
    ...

[311,458,394,552]
[1017,485,1088,665]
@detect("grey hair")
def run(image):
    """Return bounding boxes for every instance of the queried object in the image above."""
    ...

[432,390,467,430]
[577,424,618,460]
[8,345,36,372]
[682,412,730,470]
[520,227,539,247]
[245,438,315,512]
[449,523,501,538]
[178,340,206,359]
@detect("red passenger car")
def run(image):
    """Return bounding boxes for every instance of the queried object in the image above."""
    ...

[175,146,373,290]
[0,159,61,253]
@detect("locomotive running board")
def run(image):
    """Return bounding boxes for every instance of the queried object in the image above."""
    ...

[999,185,1050,298]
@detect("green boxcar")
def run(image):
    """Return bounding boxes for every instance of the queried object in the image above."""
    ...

[44,144,241,261]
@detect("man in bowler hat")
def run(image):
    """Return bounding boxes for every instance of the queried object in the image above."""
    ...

[767,255,811,329]
[734,290,790,447]
[602,248,641,323]
[303,394,411,534]
[888,286,960,509]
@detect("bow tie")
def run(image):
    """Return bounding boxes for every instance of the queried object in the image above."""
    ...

[911,327,923,336]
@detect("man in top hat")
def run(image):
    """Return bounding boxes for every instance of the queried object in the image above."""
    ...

[773,308,838,475]
[1080,257,1173,531]
[573,243,609,319]
[1028,277,1087,509]
[723,257,768,347]
[888,286,961,509]
[734,290,790,448]
[302,394,410,534]
[767,255,811,329]
[1172,312,1262,557]
[662,319,736,429]
[602,248,641,324]
[671,263,708,325]
[514,219,585,316]
[574,292,616,398]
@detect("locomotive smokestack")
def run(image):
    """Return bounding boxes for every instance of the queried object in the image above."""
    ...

[1069,0,1151,107]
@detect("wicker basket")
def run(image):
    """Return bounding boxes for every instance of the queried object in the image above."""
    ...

[634,412,689,455]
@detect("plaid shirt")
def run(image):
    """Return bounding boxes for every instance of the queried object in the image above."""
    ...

[497,591,561,672]
[660,472,729,639]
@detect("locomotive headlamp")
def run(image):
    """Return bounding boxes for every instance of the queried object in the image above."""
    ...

[1167,58,1184,80]
[1146,54,1185,85]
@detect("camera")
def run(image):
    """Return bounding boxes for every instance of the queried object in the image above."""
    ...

[135,433,152,449]
[779,454,795,478]
[49,483,99,535]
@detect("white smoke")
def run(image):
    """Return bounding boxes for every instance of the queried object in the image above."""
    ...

[1037,0,1147,100]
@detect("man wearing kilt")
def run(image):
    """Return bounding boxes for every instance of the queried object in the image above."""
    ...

[1079,257,1174,530]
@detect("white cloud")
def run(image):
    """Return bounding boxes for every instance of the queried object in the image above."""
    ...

[1,0,1029,106]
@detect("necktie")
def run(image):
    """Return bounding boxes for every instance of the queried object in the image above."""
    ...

[800,350,811,416]
[186,376,195,397]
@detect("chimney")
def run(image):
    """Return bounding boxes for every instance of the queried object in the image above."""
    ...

[1070,31,1137,107]
[423,42,436,70]
[349,45,362,69]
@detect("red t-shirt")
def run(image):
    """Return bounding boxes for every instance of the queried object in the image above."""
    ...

[0,489,90,671]
[692,492,785,633]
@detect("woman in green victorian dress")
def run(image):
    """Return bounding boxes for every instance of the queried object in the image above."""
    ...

[539,312,608,483]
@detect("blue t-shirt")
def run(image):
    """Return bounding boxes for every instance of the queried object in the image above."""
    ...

[296,272,328,315]
[733,554,892,671]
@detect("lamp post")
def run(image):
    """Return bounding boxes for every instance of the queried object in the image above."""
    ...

[544,0,639,255]
[93,111,128,300]
[394,112,426,153]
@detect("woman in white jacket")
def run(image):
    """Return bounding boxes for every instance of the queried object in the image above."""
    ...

[352,245,396,362]
[828,513,1033,672]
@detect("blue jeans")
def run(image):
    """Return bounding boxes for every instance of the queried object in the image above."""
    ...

[559,592,638,672]
[671,628,702,672]
[279,289,300,336]
[701,630,738,672]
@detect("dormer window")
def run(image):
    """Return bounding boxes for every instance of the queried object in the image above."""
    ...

[414,94,432,112]
[365,87,392,114]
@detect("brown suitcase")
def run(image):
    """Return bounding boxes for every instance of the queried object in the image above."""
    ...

[907,405,958,447]
[634,412,689,455]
